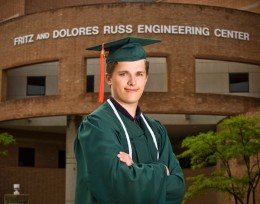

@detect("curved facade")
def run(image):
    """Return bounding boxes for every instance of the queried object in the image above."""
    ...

[1,3,260,120]
[0,2,259,204]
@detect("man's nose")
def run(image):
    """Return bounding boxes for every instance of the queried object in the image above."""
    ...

[127,75,136,86]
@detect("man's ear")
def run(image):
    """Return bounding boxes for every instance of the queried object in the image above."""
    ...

[145,75,148,83]
[105,73,112,85]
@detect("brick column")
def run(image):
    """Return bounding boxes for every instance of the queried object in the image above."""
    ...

[66,115,81,204]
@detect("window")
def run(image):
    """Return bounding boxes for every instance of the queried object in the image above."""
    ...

[18,147,35,167]
[58,150,66,168]
[86,75,94,92]
[196,59,259,97]
[27,76,46,96]
[6,62,58,100]
[229,73,249,93]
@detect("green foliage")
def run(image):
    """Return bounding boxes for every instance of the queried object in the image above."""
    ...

[178,115,260,204]
[0,132,15,156]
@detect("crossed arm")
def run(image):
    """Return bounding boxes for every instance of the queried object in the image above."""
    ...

[117,151,170,176]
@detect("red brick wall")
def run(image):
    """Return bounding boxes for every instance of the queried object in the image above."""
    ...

[0,129,65,204]
[24,0,122,14]
[0,3,259,121]
[0,0,25,21]
[0,166,65,204]
[164,0,260,13]
[0,129,65,168]
[17,0,260,15]
[1,1,259,23]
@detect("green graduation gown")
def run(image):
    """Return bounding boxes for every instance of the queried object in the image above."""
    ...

[74,101,185,204]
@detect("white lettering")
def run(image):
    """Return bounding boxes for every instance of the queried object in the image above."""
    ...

[126,25,133,34]
[92,26,99,35]
[71,28,79,36]
[244,32,250,41]
[103,25,133,34]
[53,30,59,39]
[186,26,192,34]
[36,32,50,40]
[179,26,185,34]
[59,29,67,38]
[52,26,99,38]
[14,34,34,46]
[137,25,210,36]
[214,28,249,41]
[154,25,160,33]
[172,26,178,34]
[12,25,251,47]
[214,28,221,37]
[103,26,110,34]
[137,25,144,33]
[194,27,210,36]
[118,25,125,34]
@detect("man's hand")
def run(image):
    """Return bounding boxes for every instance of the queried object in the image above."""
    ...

[165,165,170,176]
[117,151,134,166]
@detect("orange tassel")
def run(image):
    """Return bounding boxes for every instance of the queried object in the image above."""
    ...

[98,43,105,103]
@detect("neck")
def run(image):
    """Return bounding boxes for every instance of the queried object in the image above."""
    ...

[112,98,138,118]
[122,103,138,118]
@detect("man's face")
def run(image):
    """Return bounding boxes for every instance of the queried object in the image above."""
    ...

[105,59,148,107]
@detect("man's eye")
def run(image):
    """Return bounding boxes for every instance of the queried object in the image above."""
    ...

[119,73,126,76]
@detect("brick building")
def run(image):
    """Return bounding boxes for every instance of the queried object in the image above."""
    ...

[0,1,259,203]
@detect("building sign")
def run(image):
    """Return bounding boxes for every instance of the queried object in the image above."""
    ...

[13,24,250,46]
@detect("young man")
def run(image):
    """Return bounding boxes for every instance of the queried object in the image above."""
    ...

[74,36,185,204]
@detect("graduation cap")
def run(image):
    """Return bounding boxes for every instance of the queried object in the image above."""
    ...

[85,36,161,103]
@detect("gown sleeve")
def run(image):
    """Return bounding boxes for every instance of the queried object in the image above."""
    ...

[154,120,186,204]
[74,114,169,204]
